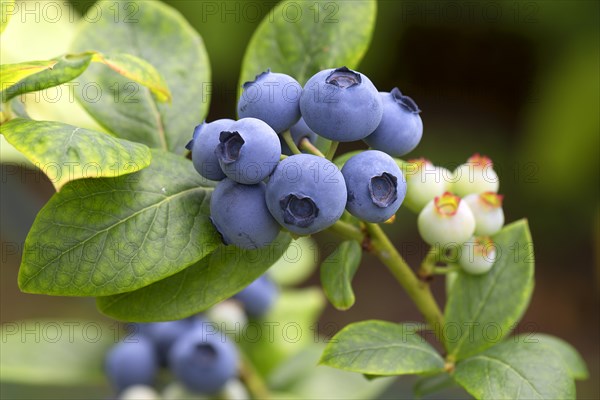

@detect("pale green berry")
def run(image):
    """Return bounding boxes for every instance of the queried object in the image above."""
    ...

[459,236,497,275]
[162,383,208,400]
[120,385,160,400]
[417,192,476,246]
[205,300,248,334]
[463,192,505,236]
[222,379,251,400]
[403,158,452,212]
[451,154,499,197]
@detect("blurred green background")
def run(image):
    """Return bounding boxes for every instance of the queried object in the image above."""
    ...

[1,0,598,398]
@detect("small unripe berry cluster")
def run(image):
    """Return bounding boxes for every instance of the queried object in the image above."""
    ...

[105,275,277,398]
[414,154,505,275]
[187,67,423,248]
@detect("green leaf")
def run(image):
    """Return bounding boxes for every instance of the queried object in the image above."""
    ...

[71,0,211,154]
[269,236,318,286]
[320,240,361,310]
[270,343,395,400]
[97,233,292,321]
[90,52,171,102]
[413,373,458,399]
[0,55,92,103]
[239,0,377,87]
[18,150,220,297]
[0,319,114,385]
[0,0,15,34]
[453,340,576,400]
[513,333,589,380]
[320,320,445,375]
[1,118,151,190]
[444,219,535,360]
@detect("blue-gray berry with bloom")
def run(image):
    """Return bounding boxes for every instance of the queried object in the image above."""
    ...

[363,88,423,157]
[265,154,347,235]
[341,150,406,222]
[237,69,302,133]
[216,118,281,184]
[168,325,238,394]
[299,67,383,141]
[140,319,193,367]
[210,178,280,249]
[186,119,234,181]
[234,275,278,317]
[105,337,158,393]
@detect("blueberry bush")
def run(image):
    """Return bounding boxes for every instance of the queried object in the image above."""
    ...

[0,0,589,399]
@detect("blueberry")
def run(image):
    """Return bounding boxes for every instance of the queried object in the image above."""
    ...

[216,118,281,184]
[451,154,499,197]
[458,236,497,275]
[141,319,193,367]
[105,337,158,393]
[299,67,383,141]
[417,192,476,246]
[341,150,406,222]
[210,178,280,249]
[363,88,423,157]
[168,325,238,394]
[233,275,278,317]
[281,117,319,155]
[463,192,505,236]
[237,69,302,133]
[265,154,347,235]
[186,119,234,181]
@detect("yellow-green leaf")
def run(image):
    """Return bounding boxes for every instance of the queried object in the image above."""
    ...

[90,52,171,102]
[0,0,15,34]
[1,118,151,190]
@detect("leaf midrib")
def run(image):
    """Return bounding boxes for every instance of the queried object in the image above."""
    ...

[21,186,205,289]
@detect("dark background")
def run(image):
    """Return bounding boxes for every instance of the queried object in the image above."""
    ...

[1,0,598,398]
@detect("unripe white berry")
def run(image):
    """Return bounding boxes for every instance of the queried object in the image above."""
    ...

[451,154,499,197]
[205,300,248,333]
[120,385,160,400]
[403,158,452,212]
[463,192,505,236]
[221,379,251,400]
[417,192,476,246]
[458,236,497,275]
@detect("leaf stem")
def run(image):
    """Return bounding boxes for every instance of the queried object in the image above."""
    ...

[238,350,271,400]
[299,138,325,157]
[327,221,446,346]
[329,220,364,242]
[282,131,301,155]
[325,141,340,160]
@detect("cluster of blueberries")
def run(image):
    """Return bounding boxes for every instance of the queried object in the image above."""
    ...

[105,276,277,398]
[186,66,424,250]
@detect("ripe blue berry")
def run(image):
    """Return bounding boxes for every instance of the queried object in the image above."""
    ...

[216,118,281,184]
[265,154,347,235]
[210,178,280,249]
[168,326,238,394]
[186,119,234,181]
[141,319,193,367]
[105,337,158,393]
[237,69,302,133]
[363,88,423,157]
[463,192,505,236]
[299,67,383,141]
[417,192,476,246]
[458,236,497,275]
[451,154,499,197]
[234,275,278,317]
[341,150,406,222]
